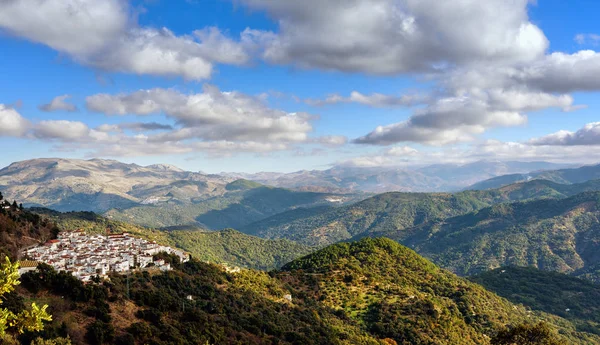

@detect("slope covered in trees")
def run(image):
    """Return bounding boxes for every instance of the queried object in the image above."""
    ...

[471,266,600,335]
[104,184,356,229]
[11,239,599,345]
[0,194,59,260]
[242,179,600,246]
[376,192,600,281]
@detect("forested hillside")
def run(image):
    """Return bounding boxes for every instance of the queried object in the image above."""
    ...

[471,266,600,335]
[0,194,58,259]
[10,239,598,345]
[377,192,600,281]
[104,183,355,229]
[242,179,600,246]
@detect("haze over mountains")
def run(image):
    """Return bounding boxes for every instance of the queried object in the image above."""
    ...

[226,160,571,193]
[0,158,571,211]
[469,163,600,190]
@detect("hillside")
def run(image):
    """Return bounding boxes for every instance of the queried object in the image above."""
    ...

[376,192,600,280]
[0,158,233,212]
[32,208,312,270]
[469,163,600,190]
[12,238,599,344]
[104,184,357,229]
[0,159,362,231]
[0,201,58,259]
[241,179,600,246]
[167,229,313,270]
[471,266,600,335]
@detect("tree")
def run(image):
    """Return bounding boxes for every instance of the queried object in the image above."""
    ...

[492,322,562,345]
[31,337,72,345]
[0,257,52,339]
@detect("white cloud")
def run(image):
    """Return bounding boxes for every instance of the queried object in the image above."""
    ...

[0,1,250,80]
[529,122,600,146]
[86,85,315,143]
[313,135,348,147]
[354,95,530,145]
[385,146,418,156]
[39,95,78,112]
[33,120,90,140]
[515,50,600,93]
[0,104,29,137]
[242,0,547,74]
[306,91,427,107]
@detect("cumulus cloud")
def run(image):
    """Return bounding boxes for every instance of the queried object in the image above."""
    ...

[86,85,315,143]
[33,120,91,140]
[0,1,250,80]
[38,95,78,112]
[514,51,600,93]
[0,104,30,137]
[354,95,530,145]
[241,0,547,74]
[306,91,427,107]
[529,122,600,146]
[353,86,581,146]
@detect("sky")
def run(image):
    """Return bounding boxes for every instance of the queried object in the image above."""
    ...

[1,0,600,173]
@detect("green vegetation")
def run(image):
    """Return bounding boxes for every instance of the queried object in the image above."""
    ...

[280,238,594,344]
[168,229,312,270]
[243,179,600,246]
[471,266,600,335]
[225,179,264,191]
[10,238,598,345]
[1,258,52,344]
[377,192,600,280]
[105,186,345,230]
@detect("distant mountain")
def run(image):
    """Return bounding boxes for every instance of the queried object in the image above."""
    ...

[468,163,600,190]
[241,178,600,247]
[471,266,600,335]
[0,158,234,212]
[0,158,359,229]
[16,237,597,344]
[227,161,571,193]
[104,183,360,229]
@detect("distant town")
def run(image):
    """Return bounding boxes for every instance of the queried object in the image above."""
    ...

[21,230,189,282]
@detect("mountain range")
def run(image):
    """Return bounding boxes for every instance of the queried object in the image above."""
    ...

[468,163,600,190]
[226,160,571,193]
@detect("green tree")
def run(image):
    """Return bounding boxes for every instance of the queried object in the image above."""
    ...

[492,323,562,345]
[30,337,72,345]
[0,257,52,339]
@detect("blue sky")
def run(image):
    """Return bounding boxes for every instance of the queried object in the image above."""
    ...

[1,0,600,173]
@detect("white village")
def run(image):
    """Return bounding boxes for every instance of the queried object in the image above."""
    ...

[20,230,189,282]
